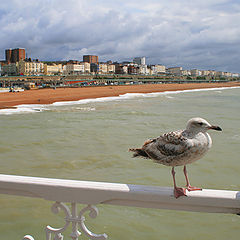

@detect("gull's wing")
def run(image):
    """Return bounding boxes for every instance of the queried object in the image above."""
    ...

[144,130,189,157]
[156,130,188,156]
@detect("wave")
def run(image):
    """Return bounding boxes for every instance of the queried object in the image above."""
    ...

[0,86,239,115]
[0,104,47,115]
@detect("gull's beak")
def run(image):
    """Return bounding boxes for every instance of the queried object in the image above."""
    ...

[209,125,222,131]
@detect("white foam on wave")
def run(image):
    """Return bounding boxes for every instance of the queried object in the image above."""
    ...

[52,93,146,106]
[0,86,239,115]
[0,104,48,115]
[75,107,96,111]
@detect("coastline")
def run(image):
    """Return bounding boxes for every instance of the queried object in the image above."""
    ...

[0,82,239,109]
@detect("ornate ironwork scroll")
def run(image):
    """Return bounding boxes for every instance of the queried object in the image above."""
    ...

[46,202,107,240]
[23,235,35,240]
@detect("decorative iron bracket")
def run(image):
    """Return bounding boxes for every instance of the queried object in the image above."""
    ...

[45,202,108,240]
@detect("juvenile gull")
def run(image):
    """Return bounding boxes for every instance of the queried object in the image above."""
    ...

[129,117,222,198]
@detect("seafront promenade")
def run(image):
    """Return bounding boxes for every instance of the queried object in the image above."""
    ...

[0,73,239,88]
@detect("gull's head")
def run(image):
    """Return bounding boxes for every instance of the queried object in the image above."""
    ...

[186,117,222,133]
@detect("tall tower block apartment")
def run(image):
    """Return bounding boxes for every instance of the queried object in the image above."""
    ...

[83,55,99,64]
[5,48,26,63]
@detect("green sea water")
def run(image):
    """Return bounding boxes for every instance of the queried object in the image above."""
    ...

[0,86,239,240]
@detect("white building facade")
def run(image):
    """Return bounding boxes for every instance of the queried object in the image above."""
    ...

[44,64,63,75]
[64,63,85,75]
[139,65,149,75]
[151,65,166,74]
[168,67,182,76]
[18,60,44,76]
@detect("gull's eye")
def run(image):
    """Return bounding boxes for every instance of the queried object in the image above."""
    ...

[199,122,203,126]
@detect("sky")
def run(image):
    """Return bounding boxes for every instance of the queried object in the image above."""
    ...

[0,0,240,73]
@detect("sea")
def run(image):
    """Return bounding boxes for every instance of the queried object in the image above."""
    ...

[0,86,239,240]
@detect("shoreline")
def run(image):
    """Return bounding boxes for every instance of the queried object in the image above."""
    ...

[0,82,239,109]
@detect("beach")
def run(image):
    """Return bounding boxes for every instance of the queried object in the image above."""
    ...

[0,81,239,109]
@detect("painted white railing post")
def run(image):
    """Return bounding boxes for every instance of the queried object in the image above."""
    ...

[70,203,81,240]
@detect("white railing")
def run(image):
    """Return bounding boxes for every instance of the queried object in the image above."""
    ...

[0,174,239,240]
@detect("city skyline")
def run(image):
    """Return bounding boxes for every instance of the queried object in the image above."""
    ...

[0,0,240,73]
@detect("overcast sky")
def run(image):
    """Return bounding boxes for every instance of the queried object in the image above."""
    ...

[0,0,240,72]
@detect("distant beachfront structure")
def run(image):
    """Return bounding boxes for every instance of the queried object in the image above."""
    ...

[151,65,166,75]
[98,63,115,74]
[83,55,99,64]
[63,61,90,75]
[133,57,146,65]
[2,63,18,76]
[44,64,63,75]
[5,48,25,64]
[19,60,44,76]
[168,67,183,76]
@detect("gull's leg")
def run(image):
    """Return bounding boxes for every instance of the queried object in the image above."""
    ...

[183,165,202,191]
[171,167,186,198]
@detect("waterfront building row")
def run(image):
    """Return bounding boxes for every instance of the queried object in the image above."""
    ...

[167,67,239,78]
[0,59,239,78]
[0,48,239,78]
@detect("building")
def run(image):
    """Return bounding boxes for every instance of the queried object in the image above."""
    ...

[2,63,18,76]
[223,72,232,78]
[133,57,146,65]
[216,71,225,77]
[151,65,166,74]
[63,62,90,75]
[83,55,99,64]
[5,49,12,64]
[90,63,99,73]
[5,48,26,63]
[181,69,191,76]
[128,65,139,75]
[98,63,116,74]
[167,67,182,76]
[64,63,85,75]
[81,62,90,73]
[107,64,115,74]
[208,70,216,77]
[200,70,209,76]
[115,64,128,74]
[44,64,63,75]
[232,73,239,78]
[98,63,108,74]
[18,60,44,76]
[139,65,148,75]
[190,69,201,76]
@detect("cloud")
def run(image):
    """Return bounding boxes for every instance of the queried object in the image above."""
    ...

[0,0,240,72]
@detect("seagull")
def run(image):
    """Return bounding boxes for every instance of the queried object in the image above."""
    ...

[129,117,222,198]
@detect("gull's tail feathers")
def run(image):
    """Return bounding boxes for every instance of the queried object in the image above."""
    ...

[129,148,150,158]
